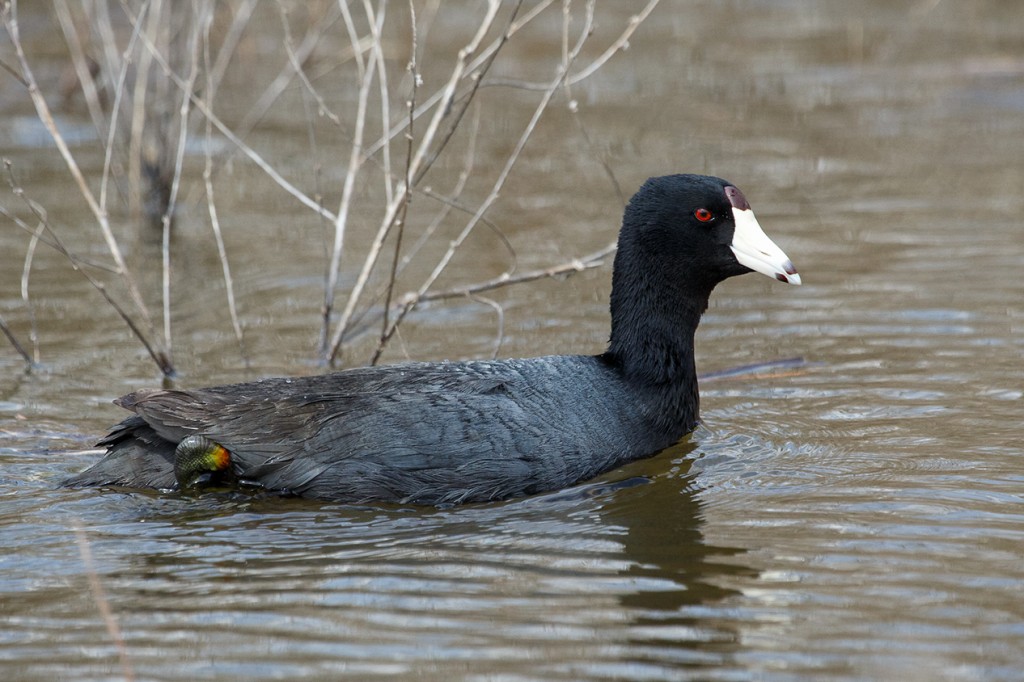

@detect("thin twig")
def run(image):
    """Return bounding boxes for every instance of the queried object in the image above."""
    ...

[471,293,505,360]
[0,312,31,366]
[418,186,517,270]
[3,161,173,374]
[4,1,144,304]
[206,0,257,100]
[92,0,140,214]
[115,0,339,223]
[201,9,246,362]
[157,0,207,359]
[2,1,168,373]
[320,0,385,355]
[375,0,503,188]
[369,0,394,206]
[236,6,350,136]
[0,204,120,275]
[480,0,662,92]
[408,241,615,305]
[363,0,556,160]
[558,2,625,207]
[370,0,418,366]
[0,54,28,86]
[54,0,110,149]
[398,105,479,274]
[411,0,522,187]
[342,117,484,343]
[295,62,332,354]
[18,212,42,364]
[125,0,158,217]
[412,0,442,54]
[326,0,504,364]
[172,1,343,222]
[358,241,615,361]
[202,160,247,362]
[93,1,129,122]
[277,0,341,126]
[372,2,597,360]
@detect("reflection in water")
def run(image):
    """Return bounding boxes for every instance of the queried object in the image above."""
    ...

[4,0,1024,678]
[603,443,754,672]
[3,420,767,678]
[614,483,749,655]
[31,445,748,679]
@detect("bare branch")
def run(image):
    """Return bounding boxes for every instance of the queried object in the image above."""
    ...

[201,9,247,362]
[320,0,386,355]
[18,211,42,364]
[369,0,394,206]
[411,0,522,187]
[2,0,661,374]
[125,0,157,217]
[563,0,661,84]
[326,0,504,363]
[277,0,342,126]
[408,241,615,305]
[96,11,136,214]
[206,0,257,100]
[471,293,505,360]
[0,204,119,275]
[559,3,626,207]
[364,241,615,366]
[0,54,28,86]
[115,0,339,223]
[340,123,484,345]
[370,0,418,366]
[480,0,662,92]
[363,0,556,160]
[154,0,209,359]
[2,0,166,370]
[236,7,350,135]
[3,161,173,375]
[371,2,597,360]
[0,311,32,367]
[54,0,109,144]
[202,154,247,362]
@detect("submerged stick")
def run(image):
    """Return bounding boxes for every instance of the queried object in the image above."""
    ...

[0,312,32,366]
[72,522,136,682]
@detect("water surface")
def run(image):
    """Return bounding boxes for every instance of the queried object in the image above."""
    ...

[2,1,1022,680]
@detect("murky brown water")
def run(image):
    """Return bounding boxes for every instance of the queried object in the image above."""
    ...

[2,1,1023,680]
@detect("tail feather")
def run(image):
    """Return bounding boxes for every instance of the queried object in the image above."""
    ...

[63,415,178,490]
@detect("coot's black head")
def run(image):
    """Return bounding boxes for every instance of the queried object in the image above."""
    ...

[614,174,800,300]
[608,174,800,378]
[607,174,799,403]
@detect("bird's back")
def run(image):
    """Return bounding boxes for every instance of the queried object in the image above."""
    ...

[69,355,675,504]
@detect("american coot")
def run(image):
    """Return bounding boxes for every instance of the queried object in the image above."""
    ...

[65,174,800,505]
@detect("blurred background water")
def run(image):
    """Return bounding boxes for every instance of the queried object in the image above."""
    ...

[1,1,1022,680]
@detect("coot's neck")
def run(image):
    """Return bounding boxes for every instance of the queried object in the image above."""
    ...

[605,258,711,436]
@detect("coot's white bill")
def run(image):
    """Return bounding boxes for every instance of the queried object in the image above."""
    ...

[730,207,801,285]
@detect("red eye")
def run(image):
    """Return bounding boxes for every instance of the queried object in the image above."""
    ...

[694,208,714,222]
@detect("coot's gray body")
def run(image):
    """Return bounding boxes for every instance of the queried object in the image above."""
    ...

[65,174,800,504]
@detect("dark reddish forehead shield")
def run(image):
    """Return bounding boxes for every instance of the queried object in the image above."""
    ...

[725,185,751,211]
